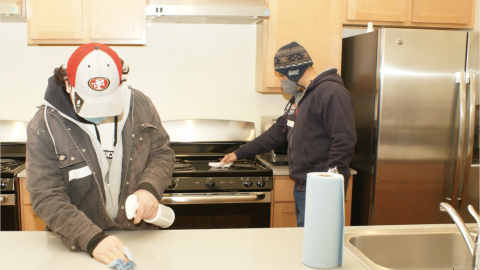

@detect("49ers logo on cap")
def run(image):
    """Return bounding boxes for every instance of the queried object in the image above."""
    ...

[88,77,110,91]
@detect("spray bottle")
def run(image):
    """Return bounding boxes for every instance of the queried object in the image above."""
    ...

[125,194,175,228]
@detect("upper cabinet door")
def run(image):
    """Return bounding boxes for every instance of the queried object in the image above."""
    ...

[347,0,406,22]
[90,0,145,40]
[28,0,83,40]
[265,0,342,89]
[412,0,472,25]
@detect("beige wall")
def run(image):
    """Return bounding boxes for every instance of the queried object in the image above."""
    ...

[0,23,289,135]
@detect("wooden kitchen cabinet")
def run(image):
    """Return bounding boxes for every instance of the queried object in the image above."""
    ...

[255,0,343,93]
[271,175,353,227]
[19,177,46,231]
[343,0,476,29]
[346,0,407,22]
[271,175,297,227]
[26,0,146,45]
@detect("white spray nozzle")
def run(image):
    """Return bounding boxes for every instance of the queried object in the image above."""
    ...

[125,194,140,219]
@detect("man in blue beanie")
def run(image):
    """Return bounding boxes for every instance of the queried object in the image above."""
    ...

[221,41,356,227]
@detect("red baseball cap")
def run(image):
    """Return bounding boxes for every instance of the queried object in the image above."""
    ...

[67,43,124,118]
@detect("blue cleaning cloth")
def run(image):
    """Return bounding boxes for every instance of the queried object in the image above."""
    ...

[108,247,137,270]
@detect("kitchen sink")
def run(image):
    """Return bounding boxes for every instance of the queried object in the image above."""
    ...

[344,226,477,270]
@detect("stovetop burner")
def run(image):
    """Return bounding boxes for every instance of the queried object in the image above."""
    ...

[174,158,197,171]
[174,163,197,171]
[0,158,25,178]
[171,157,271,178]
[214,158,258,170]
[1,159,20,166]
[230,163,257,170]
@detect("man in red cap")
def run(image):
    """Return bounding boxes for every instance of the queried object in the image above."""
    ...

[26,43,175,265]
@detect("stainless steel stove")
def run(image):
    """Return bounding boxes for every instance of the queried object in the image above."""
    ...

[168,155,272,191]
[1,158,26,178]
[1,120,28,231]
[161,119,273,229]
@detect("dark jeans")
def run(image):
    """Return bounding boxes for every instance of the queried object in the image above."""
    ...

[293,189,306,227]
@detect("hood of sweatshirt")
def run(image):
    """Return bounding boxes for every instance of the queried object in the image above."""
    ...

[43,76,89,123]
[308,68,344,90]
[294,68,344,106]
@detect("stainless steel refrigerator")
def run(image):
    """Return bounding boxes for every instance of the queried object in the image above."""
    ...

[341,28,479,226]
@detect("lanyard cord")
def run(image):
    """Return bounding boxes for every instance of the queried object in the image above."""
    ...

[113,116,118,146]
[283,96,295,132]
[93,116,118,147]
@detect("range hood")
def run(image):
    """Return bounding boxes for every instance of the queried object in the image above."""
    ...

[1,2,26,22]
[146,0,270,24]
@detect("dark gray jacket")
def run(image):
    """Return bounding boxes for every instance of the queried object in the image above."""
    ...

[235,69,356,191]
[26,79,175,253]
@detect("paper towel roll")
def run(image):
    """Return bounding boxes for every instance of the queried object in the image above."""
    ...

[302,172,344,269]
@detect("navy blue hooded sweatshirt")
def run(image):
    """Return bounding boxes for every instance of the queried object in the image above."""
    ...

[234,68,356,191]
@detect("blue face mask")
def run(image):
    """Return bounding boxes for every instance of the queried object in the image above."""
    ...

[84,117,108,124]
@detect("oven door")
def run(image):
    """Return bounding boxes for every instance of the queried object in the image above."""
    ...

[1,193,20,231]
[160,192,271,229]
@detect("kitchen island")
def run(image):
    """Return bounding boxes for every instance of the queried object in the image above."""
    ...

[2,227,367,270]
[2,224,473,270]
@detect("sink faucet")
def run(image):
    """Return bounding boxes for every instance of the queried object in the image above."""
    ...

[440,202,480,270]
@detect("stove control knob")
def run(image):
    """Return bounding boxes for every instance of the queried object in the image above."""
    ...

[205,178,215,189]
[0,181,6,189]
[168,181,177,189]
[168,178,179,189]
[243,178,253,188]
[256,178,266,188]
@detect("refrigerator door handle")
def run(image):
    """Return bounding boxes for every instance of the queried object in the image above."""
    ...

[458,72,476,209]
[449,71,467,207]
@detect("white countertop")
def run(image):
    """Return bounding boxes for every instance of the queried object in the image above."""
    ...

[17,168,26,178]
[2,224,469,270]
[1,227,367,270]
[257,157,357,176]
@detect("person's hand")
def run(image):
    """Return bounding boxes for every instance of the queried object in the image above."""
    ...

[133,189,159,224]
[220,152,238,165]
[92,236,128,266]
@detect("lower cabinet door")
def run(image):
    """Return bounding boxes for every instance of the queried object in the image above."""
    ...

[273,203,297,228]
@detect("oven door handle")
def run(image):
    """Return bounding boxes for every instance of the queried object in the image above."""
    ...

[160,192,271,205]
[0,194,15,206]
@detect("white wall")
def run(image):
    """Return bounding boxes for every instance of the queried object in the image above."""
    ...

[2,1,479,134]
[0,23,289,135]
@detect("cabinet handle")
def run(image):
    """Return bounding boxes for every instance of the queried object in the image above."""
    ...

[0,195,7,203]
